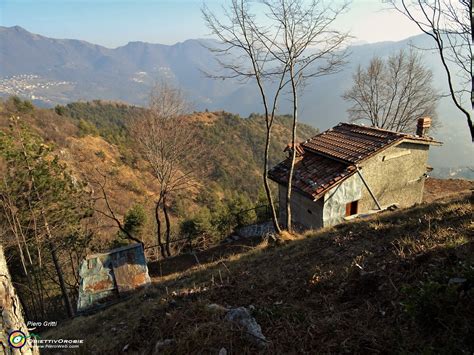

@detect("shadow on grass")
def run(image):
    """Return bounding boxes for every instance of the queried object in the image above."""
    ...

[42,195,473,354]
[147,238,262,278]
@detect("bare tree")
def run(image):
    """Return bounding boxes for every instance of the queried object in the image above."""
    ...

[343,49,439,132]
[261,0,350,232]
[203,0,349,233]
[92,170,143,245]
[389,0,473,141]
[129,82,203,258]
[202,0,287,234]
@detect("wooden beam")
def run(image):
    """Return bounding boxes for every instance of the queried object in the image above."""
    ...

[356,167,382,210]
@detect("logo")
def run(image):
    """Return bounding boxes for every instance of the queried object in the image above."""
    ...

[7,330,40,349]
[8,330,26,349]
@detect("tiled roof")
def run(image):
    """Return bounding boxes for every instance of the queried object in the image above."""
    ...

[269,122,441,200]
[268,153,356,200]
[302,123,439,164]
[302,123,403,163]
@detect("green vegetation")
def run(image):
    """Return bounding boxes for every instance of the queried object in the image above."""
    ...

[195,112,316,197]
[55,100,143,144]
[122,204,147,237]
[52,102,317,201]
[10,95,34,113]
[401,261,474,351]
[180,192,259,245]
[113,204,148,247]
[78,118,99,137]
[0,118,93,319]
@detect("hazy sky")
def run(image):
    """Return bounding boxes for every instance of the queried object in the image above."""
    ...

[0,0,423,47]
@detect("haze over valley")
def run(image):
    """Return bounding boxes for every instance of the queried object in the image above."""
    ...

[0,25,472,174]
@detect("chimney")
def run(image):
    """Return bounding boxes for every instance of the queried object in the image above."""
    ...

[416,117,431,137]
[284,142,305,157]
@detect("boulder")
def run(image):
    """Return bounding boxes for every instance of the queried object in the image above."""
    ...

[224,307,268,348]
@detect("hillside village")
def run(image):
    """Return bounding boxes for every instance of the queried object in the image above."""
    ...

[0,0,473,354]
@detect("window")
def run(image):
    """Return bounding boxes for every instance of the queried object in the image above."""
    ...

[345,200,358,216]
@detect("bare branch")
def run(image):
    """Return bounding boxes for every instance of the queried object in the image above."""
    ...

[92,170,143,245]
[343,49,439,132]
[388,0,473,140]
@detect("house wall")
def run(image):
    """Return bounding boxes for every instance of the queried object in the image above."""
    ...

[278,185,324,230]
[357,142,429,212]
[322,173,363,227]
[276,141,430,231]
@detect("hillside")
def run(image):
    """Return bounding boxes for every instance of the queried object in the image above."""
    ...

[42,193,473,353]
[0,97,318,249]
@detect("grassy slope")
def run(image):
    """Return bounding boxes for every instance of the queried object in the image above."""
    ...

[45,193,473,354]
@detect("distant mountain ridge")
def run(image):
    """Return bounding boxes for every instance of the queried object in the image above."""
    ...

[0,25,472,171]
[0,25,226,107]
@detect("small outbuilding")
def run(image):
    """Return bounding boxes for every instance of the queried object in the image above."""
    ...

[77,243,151,313]
[269,118,441,230]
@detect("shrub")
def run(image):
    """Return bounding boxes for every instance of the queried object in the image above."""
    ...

[115,204,147,246]
[78,119,99,136]
[54,105,66,116]
[180,207,216,239]
[10,96,34,113]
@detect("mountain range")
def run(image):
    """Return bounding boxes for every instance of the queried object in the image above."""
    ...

[0,25,472,171]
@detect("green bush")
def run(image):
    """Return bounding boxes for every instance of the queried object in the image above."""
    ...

[180,207,217,239]
[10,96,34,113]
[402,281,460,331]
[123,204,147,236]
[114,204,147,247]
[78,119,99,137]
[54,105,66,116]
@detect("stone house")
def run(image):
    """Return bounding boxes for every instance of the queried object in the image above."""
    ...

[268,117,441,230]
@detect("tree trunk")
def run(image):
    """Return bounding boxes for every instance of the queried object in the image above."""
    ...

[0,245,40,354]
[286,70,298,233]
[263,126,282,234]
[163,196,172,257]
[154,199,166,258]
[17,129,74,318]
[47,239,74,318]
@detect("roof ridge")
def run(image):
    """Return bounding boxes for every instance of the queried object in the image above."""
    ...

[338,122,403,134]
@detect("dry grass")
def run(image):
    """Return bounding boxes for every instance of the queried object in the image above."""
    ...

[43,194,473,354]
[423,178,473,203]
[188,111,219,125]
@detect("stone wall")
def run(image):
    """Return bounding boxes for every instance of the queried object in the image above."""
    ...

[278,185,324,230]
